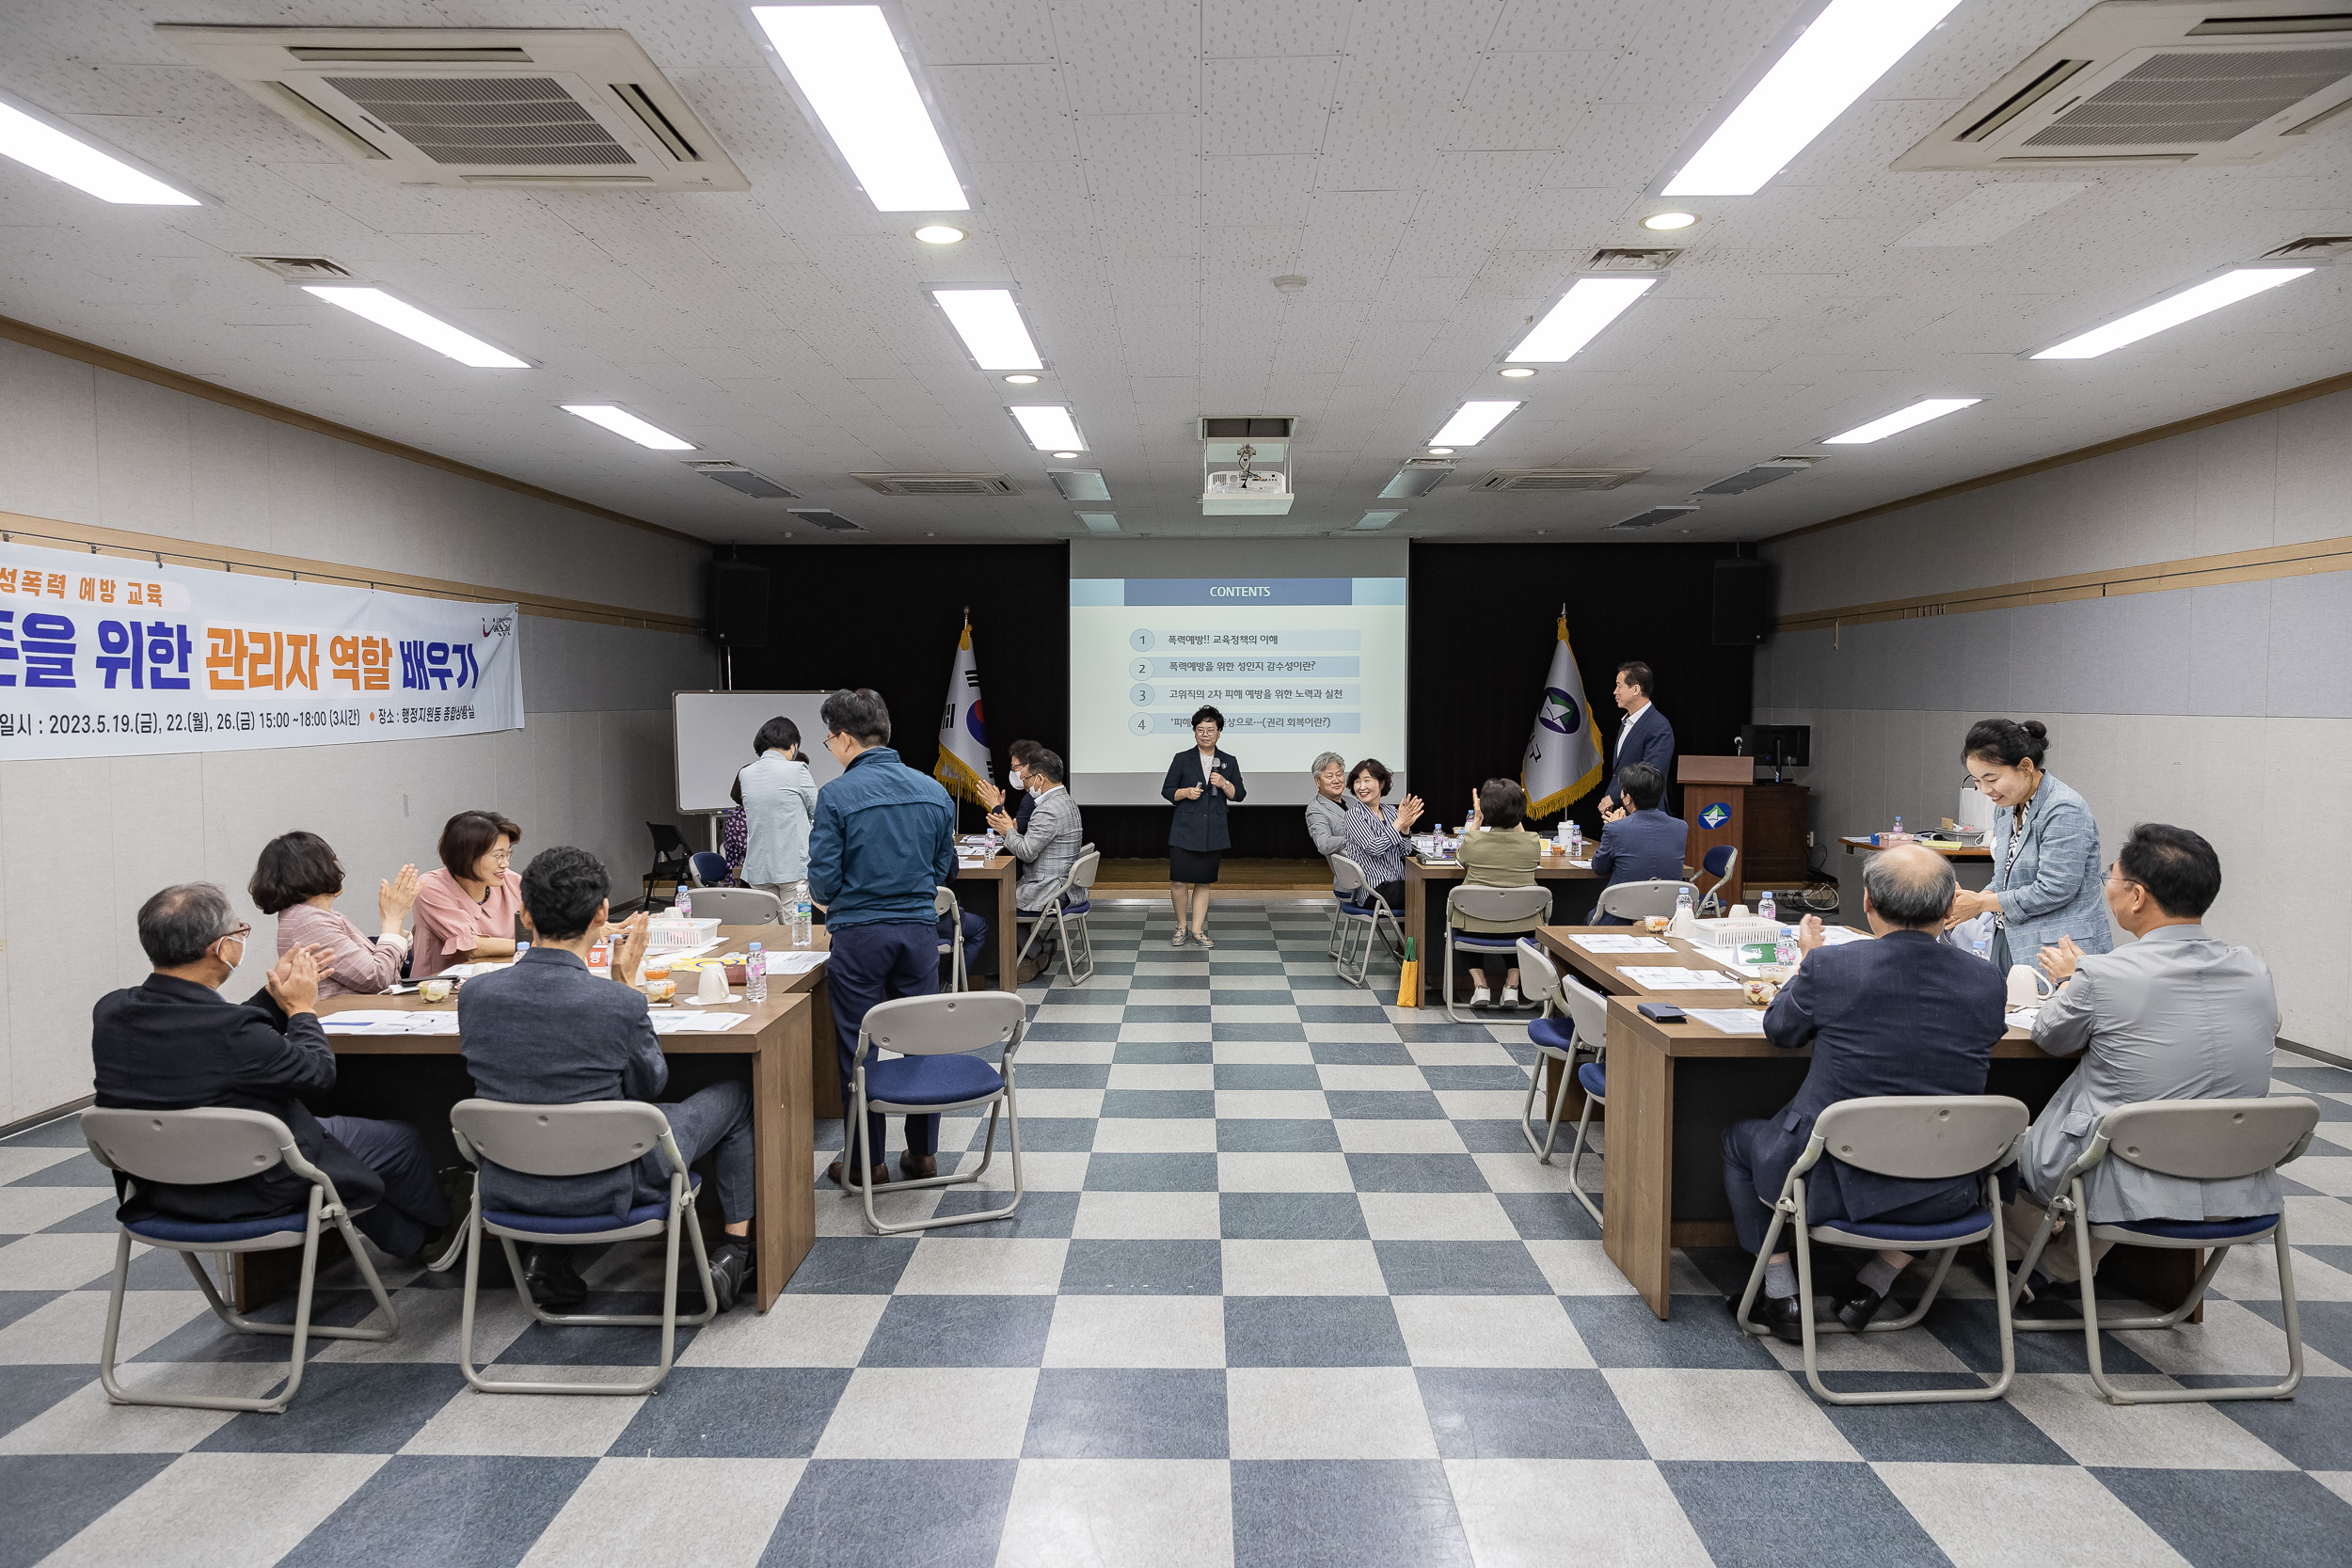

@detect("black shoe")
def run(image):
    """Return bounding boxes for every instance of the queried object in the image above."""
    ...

[522,1243,589,1312]
[705,1240,751,1314]
[1836,1286,1889,1332]
[418,1167,475,1273]
[2012,1278,2086,1322]
[1736,1291,1809,1344]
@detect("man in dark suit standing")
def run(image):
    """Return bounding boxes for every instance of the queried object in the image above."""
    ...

[1598,660,1676,820]
[1589,763,1689,923]
[91,882,456,1265]
[1722,844,2006,1339]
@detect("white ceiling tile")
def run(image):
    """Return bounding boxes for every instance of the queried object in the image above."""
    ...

[930,63,1079,163]
[1051,0,1202,116]
[1200,55,1339,156]
[907,0,1060,64]
[1201,0,1358,58]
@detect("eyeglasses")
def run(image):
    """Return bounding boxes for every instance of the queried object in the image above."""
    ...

[484,847,513,863]
[215,924,252,945]
[2104,868,2143,890]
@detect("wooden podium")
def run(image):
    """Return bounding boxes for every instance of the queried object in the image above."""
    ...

[1677,756,1811,907]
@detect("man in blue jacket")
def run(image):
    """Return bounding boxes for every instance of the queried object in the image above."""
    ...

[1722,844,2006,1339]
[808,688,959,1188]
[1599,660,1676,819]
[1589,763,1688,923]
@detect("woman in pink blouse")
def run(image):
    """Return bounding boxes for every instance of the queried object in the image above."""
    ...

[411,810,524,979]
[252,831,420,999]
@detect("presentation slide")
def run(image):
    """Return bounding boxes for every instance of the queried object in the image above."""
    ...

[1069,539,1407,807]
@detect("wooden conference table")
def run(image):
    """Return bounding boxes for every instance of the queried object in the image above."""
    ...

[1400,847,1597,1007]
[1528,925,2190,1322]
[1842,835,1993,862]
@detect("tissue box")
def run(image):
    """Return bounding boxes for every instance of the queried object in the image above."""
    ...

[645,916,721,950]
[1688,916,1782,965]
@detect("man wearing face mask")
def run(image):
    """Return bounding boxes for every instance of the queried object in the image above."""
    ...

[988,744,1085,982]
[978,739,1049,835]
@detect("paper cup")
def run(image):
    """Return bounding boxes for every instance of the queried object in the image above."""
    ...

[420,979,453,1003]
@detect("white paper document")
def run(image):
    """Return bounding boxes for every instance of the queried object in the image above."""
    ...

[1686,1007,1769,1037]
[1625,967,1743,990]
[323,1009,457,1035]
[647,937,723,959]
[765,950,830,975]
[649,1010,751,1035]
[1571,935,1674,954]
[2005,1006,2042,1033]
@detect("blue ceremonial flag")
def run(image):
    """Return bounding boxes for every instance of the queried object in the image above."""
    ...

[1520,609,1604,818]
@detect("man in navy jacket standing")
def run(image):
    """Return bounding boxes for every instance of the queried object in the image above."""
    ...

[807,688,959,1189]
[1723,844,2006,1339]
[1598,660,1676,820]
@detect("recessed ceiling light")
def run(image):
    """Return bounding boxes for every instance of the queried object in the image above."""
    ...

[562,404,696,451]
[1427,447,1454,456]
[1009,405,1085,451]
[2030,268,2314,359]
[914,224,965,244]
[931,288,1041,370]
[1429,401,1522,447]
[1822,397,1979,444]
[1663,0,1963,197]
[1642,212,1699,231]
[1498,366,1536,379]
[1507,277,1656,362]
[0,92,200,205]
[1003,373,1040,385]
[303,286,528,369]
[750,5,968,212]
[1051,450,1079,460]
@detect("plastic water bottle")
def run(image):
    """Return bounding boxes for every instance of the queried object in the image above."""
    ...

[1973,936,1993,966]
[790,879,813,947]
[675,886,691,919]
[1568,821,1583,857]
[1775,929,1797,967]
[1675,887,1695,926]
[746,942,768,1002]
[1757,890,1776,926]
[1890,816,1905,843]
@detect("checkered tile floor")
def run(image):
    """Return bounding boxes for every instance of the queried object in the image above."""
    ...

[7,902,2352,1568]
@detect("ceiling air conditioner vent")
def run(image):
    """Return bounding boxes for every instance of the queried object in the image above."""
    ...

[2263,232,2352,260]
[688,462,798,500]
[1472,467,1647,492]
[1692,456,1820,497]
[1895,2,2352,171]
[852,472,1019,497]
[241,255,353,281]
[1587,247,1681,272]
[156,26,747,191]
[1605,505,1700,532]
[787,509,866,534]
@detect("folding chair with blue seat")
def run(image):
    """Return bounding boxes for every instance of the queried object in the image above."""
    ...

[688,850,731,887]
[1734,1094,2031,1405]
[2008,1095,2320,1405]
[1514,939,1613,1223]
[1441,884,1553,1022]
[851,990,1029,1235]
[1014,847,1101,986]
[1328,853,1401,988]
[449,1099,718,1396]
[1693,845,1739,915]
[1594,879,1698,923]
[934,884,967,992]
[81,1107,401,1415]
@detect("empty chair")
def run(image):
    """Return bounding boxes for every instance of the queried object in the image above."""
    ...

[2009,1096,2321,1405]
[688,886,784,927]
[1733,1094,2030,1406]
[1441,884,1552,1022]
[1693,845,1739,915]
[643,823,692,905]
[1515,939,1612,1224]
[850,991,1028,1235]
[449,1100,719,1396]
[82,1107,400,1414]
[1328,853,1401,988]
[688,850,731,888]
[935,885,966,991]
[1013,847,1101,987]
[1595,879,1698,923]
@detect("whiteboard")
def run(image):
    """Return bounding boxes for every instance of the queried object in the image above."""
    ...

[674,690,841,814]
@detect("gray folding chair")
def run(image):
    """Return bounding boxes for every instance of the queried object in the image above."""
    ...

[1328,854,1401,988]
[685,886,783,926]
[2009,1096,2321,1405]
[1693,845,1739,915]
[934,885,967,991]
[1594,879,1699,922]
[1514,939,1612,1223]
[1733,1095,2030,1405]
[81,1107,400,1414]
[1441,885,1552,1022]
[1013,847,1101,986]
[448,1100,718,1396]
[851,991,1029,1235]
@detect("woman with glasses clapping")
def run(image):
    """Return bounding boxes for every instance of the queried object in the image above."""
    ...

[411,809,524,978]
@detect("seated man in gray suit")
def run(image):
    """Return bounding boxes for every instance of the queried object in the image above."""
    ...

[987,743,1084,982]
[2005,823,2279,1307]
[459,846,755,1313]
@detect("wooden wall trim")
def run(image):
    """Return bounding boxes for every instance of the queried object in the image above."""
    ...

[1764,367,2352,547]
[1775,531,2352,635]
[0,313,707,549]
[0,510,704,635]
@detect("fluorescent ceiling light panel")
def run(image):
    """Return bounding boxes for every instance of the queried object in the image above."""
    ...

[1430,401,1521,447]
[0,95,199,205]
[931,289,1041,370]
[1663,0,1963,197]
[1823,397,1979,444]
[1009,404,1085,451]
[751,5,967,212]
[2029,268,2314,360]
[1507,277,1657,362]
[562,404,696,451]
[303,286,527,369]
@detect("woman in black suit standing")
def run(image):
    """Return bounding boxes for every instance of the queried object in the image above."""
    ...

[1161,704,1246,947]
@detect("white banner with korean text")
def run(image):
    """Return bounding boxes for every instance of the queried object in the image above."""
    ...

[0,538,523,760]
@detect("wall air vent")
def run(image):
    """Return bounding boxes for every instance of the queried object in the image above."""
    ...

[241,255,354,281]
[1896,2,2352,171]
[852,472,1019,496]
[1692,456,1820,497]
[156,26,747,191]
[688,462,798,499]
[1377,458,1455,499]
[1605,504,1700,532]
[787,509,866,533]
[1471,467,1647,492]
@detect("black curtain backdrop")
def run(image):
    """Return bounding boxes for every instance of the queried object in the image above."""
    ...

[720,541,1753,860]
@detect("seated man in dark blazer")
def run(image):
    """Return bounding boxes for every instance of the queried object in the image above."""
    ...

[1722,844,2006,1339]
[459,846,755,1312]
[1589,762,1689,924]
[90,882,457,1265]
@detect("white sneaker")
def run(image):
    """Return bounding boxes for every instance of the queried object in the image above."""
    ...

[1501,985,1522,1009]
[1470,983,1493,1009]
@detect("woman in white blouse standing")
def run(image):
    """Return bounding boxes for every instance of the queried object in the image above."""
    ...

[734,715,820,903]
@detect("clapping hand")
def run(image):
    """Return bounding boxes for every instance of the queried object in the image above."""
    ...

[378,863,420,930]
[986,807,1014,834]
[1394,794,1424,832]
[1598,795,1627,824]
[1796,914,1826,955]
[610,911,651,986]
[977,780,1006,811]
[2039,936,2083,984]
[266,943,331,1016]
